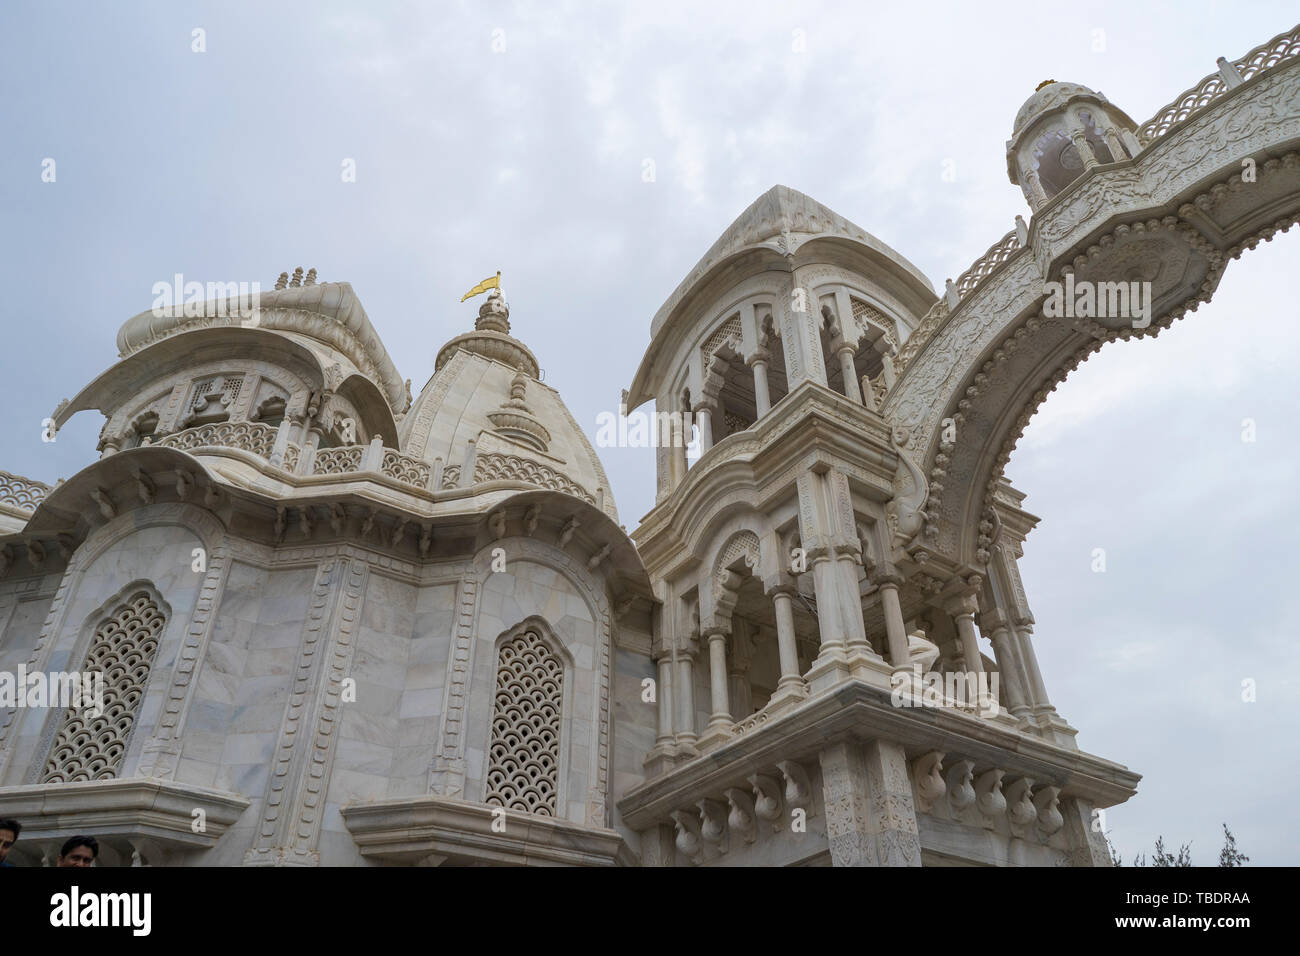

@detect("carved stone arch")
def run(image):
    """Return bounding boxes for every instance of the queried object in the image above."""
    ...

[0,499,227,778]
[888,70,1300,562]
[31,578,172,784]
[484,615,573,817]
[699,312,743,366]
[710,529,761,622]
[104,388,171,447]
[464,536,614,827]
[83,501,228,564]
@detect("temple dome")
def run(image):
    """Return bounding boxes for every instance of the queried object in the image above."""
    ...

[404,293,618,521]
[1012,81,1099,135]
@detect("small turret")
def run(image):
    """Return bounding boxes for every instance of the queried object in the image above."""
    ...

[1006,80,1142,211]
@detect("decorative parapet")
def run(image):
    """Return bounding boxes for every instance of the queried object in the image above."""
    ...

[897,229,1023,370]
[440,452,595,503]
[311,445,364,475]
[1138,23,1300,144]
[954,229,1021,298]
[475,453,595,502]
[0,470,53,516]
[157,420,277,458]
[381,447,431,486]
[129,425,596,504]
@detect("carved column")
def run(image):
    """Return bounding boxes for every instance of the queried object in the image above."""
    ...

[798,471,850,690]
[769,586,807,706]
[1022,168,1049,208]
[674,639,698,753]
[878,344,897,390]
[785,269,829,389]
[694,403,714,454]
[1102,126,1126,161]
[874,570,911,670]
[1067,111,1099,169]
[836,345,862,403]
[1014,619,1054,715]
[655,439,672,502]
[1061,796,1114,867]
[654,651,674,747]
[819,742,873,866]
[640,823,678,867]
[699,628,734,747]
[748,353,772,418]
[819,739,921,866]
[670,405,688,484]
[945,593,984,677]
[863,738,922,865]
[981,609,1030,718]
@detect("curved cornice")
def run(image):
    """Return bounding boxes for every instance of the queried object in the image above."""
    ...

[115,281,407,412]
[54,327,332,430]
[628,188,937,409]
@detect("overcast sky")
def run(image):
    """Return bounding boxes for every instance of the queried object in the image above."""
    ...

[2,0,1296,864]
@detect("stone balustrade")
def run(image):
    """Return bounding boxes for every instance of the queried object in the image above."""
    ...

[897,22,1300,377]
[441,451,595,503]
[153,424,437,494]
[660,745,1066,865]
[157,421,278,458]
[0,470,53,515]
[1138,23,1300,143]
[897,229,1023,370]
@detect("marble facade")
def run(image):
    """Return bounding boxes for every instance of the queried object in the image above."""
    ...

[1,28,1298,865]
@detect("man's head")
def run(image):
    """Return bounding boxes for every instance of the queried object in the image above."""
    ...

[0,819,20,864]
[56,835,97,867]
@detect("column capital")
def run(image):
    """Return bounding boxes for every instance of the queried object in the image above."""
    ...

[745,348,771,367]
[978,607,1013,633]
[871,567,904,589]
[944,592,981,619]
[764,578,799,598]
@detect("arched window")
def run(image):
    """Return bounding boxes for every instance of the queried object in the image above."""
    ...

[41,590,166,783]
[485,626,563,816]
[253,395,287,429]
[125,412,159,449]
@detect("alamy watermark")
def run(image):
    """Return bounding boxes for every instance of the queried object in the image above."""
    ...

[890,666,1000,719]
[595,404,700,453]
[150,273,261,326]
[1043,275,1152,329]
[0,666,104,718]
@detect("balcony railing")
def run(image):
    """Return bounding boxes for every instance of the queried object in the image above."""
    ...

[153,422,583,502]
[156,421,278,458]
[0,470,53,516]
[1138,23,1300,144]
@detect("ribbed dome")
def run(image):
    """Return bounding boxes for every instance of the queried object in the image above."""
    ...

[1012,81,1098,134]
[404,295,618,522]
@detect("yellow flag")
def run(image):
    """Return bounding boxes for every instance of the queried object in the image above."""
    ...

[460,271,501,302]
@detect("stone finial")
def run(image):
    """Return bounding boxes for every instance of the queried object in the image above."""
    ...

[305,268,317,286]
[476,287,511,334]
[275,272,289,290]
[509,365,528,404]
[290,267,304,288]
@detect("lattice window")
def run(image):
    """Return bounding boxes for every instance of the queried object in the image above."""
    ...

[41,591,166,783]
[485,628,563,816]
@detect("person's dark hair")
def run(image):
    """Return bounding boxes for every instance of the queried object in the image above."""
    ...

[0,818,20,838]
[60,835,98,859]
